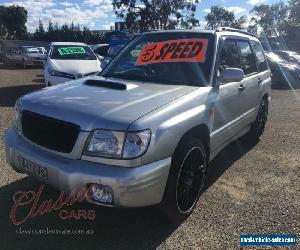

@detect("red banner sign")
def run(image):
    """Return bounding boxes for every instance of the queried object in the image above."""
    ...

[136,38,208,65]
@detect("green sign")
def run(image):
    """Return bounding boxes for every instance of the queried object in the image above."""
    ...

[58,47,86,55]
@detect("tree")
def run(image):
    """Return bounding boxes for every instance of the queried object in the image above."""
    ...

[288,0,300,26]
[0,5,27,40]
[231,16,247,30]
[46,20,54,41]
[112,0,199,32]
[33,19,45,40]
[205,6,235,30]
[250,1,289,35]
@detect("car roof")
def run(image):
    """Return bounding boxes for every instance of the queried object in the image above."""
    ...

[141,29,259,41]
[141,29,215,35]
[51,42,87,46]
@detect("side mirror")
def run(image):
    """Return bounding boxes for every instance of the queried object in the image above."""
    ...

[222,68,244,83]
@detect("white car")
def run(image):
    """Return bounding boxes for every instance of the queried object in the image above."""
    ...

[44,42,101,86]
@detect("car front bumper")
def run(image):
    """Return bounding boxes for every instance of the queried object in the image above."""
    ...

[4,128,171,207]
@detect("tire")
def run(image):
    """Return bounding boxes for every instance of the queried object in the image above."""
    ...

[250,97,269,141]
[160,136,207,224]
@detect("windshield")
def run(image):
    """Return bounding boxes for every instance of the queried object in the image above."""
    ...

[37,47,46,54]
[102,32,215,86]
[107,45,123,57]
[22,47,39,53]
[50,45,96,60]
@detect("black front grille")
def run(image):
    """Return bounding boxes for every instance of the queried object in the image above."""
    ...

[21,111,80,153]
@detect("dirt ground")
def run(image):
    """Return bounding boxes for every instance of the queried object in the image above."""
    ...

[0,64,299,250]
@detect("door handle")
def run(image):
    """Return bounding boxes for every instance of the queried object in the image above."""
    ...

[238,84,246,91]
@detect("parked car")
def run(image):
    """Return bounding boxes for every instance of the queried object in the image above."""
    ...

[44,42,101,86]
[5,28,271,222]
[260,37,300,86]
[3,46,45,68]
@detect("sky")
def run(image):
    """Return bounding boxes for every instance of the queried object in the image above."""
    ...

[0,0,284,32]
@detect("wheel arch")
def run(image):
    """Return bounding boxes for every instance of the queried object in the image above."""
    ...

[175,124,210,161]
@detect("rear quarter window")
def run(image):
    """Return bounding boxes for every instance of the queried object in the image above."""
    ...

[250,41,268,72]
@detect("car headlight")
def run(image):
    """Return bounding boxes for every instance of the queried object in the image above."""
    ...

[84,129,151,159]
[123,130,151,158]
[14,100,22,131]
[85,130,125,158]
[47,68,75,79]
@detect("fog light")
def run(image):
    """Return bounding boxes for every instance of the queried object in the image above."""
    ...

[89,184,113,204]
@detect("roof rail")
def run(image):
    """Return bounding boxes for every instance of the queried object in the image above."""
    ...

[217,27,256,37]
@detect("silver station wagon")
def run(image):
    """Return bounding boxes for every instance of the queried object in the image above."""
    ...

[5,28,271,222]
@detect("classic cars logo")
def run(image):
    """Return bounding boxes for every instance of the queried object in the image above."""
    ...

[10,185,96,225]
[136,38,208,65]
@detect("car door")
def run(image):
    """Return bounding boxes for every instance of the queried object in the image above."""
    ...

[250,40,270,106]
[235,40,260,127]
[211,38,244,150]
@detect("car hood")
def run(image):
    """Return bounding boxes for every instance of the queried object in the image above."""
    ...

[20,76,197,131]
[50,59,101,75]
[265,51,300,68]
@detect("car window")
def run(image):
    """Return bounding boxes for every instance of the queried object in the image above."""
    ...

[95,46,109,57]
[107,46,123,57]
[237,41,257,75]
[250,41,268,72]
[219,40,241,73]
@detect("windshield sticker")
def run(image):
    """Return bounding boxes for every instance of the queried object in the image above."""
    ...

[136,38,208,65]
[130,49,141,57]
[58,47,86,55]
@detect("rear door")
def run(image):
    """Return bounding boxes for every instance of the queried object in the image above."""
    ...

[250,40,270,106]
[236,40,260,126]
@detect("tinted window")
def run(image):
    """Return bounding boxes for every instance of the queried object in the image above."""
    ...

[237,41,257,75]
[219,40,241,72]
[251,41,268,72]
[107,45,123,57]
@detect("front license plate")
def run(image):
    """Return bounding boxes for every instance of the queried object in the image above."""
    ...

[18,156,48,180]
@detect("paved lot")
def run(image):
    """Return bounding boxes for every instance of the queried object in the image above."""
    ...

[0,64,299,249]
